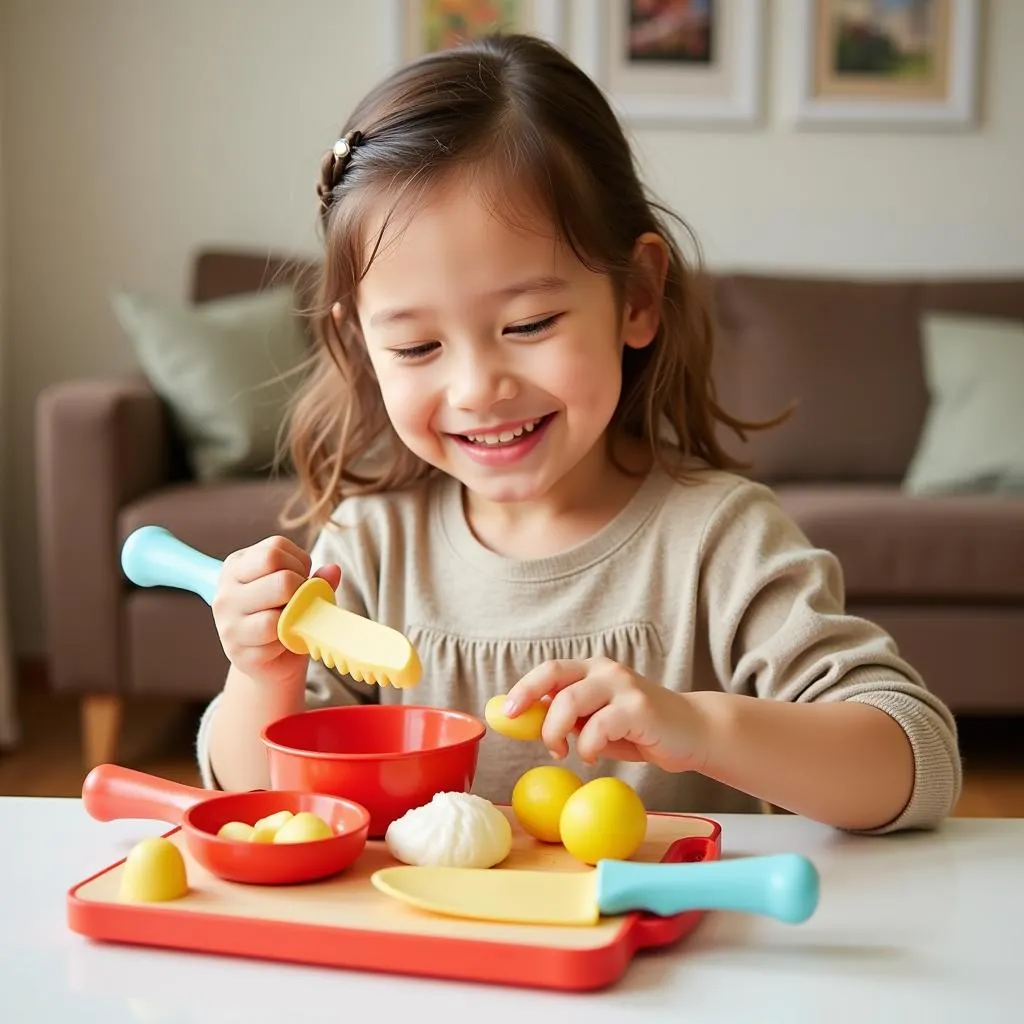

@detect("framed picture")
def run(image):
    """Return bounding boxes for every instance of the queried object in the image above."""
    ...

[578,0,766,126]
[391,0,565,63]
[794,0,983,129]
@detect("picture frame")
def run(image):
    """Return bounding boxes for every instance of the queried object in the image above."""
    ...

[390,0,566,64]
[578,0,766,126]
[793,0,983,130]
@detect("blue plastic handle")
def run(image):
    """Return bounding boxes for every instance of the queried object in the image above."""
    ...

[596,852,819,924]
[120,526,224,606]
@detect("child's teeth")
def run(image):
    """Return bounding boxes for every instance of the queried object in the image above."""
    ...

[466,417,542,445]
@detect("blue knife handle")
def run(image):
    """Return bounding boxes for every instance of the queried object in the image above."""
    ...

[596,852,819,924]
[120,526,224,606]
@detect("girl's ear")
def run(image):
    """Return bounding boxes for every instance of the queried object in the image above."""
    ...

[622,232,670,351]
[331,300,379,379]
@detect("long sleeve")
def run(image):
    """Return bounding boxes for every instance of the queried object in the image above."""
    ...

[697,479,962,832]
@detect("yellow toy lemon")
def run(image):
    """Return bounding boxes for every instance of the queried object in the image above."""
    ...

[511,765,584,842]
[485,694,547,741]
[558,777,647,865]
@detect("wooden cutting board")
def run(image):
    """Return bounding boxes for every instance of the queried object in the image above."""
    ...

[68,808,721,991]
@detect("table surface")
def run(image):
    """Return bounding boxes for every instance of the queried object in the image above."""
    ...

[3,796,1021,1023]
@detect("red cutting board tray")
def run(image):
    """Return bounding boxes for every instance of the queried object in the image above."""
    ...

[68,808,721,991]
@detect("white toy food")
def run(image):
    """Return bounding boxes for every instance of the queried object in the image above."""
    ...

[384,791,513,868]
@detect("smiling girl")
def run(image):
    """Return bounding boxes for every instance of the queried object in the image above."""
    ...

[198,33,961,834]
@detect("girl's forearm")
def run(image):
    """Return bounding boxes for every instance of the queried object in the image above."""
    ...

[690,690,915,831]
[207,664,308,792]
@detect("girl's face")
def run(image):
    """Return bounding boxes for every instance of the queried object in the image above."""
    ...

[355,179,659,509]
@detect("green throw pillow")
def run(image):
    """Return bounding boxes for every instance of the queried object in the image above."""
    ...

[903,312,1024,495]
[112,285,310,480]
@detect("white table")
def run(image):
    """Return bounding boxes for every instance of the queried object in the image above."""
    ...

[3,797,1021,1023]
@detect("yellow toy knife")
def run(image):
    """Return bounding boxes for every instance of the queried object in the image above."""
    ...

[120,525,421,688]
[371,853,819,927]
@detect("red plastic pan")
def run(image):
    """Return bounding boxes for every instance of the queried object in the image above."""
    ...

[82,764,370,884]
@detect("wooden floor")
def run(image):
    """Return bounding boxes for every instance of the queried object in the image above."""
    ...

[2,663,1022,816]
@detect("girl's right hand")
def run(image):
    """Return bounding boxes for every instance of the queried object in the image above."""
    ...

[211,536,342,688]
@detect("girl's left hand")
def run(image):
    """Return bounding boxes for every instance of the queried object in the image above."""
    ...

[503,657,709,773]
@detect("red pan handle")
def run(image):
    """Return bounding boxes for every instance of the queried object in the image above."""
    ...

[82,763,209,826]
[631,835,719,949]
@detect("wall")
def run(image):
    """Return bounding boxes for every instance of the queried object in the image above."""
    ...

[2,0,1023,655]
[0,23,19,743]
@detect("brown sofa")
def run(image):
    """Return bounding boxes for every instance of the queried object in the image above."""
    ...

[35,250,1024,768]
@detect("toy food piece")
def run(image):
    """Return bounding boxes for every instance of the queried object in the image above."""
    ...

[251,809,294,843]
[216,821,256,841]
[119,837,189,902]
[484,694,547,740]
[511,765,583,842]
[559,777,647,865]
[385,791,512,868]
[216,809,334,844]
[273,811,334,843]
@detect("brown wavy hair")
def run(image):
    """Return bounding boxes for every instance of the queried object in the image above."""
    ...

[280,33,784,538]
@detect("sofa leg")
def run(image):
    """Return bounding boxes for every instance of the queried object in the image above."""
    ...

[82,694,123,768]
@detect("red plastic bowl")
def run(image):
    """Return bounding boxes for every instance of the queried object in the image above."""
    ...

[260,705,486,836]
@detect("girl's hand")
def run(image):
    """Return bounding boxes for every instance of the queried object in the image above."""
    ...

[211,536,342,689]
[504,657,709,773]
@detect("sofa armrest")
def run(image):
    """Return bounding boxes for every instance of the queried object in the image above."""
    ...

[35,375,177,694]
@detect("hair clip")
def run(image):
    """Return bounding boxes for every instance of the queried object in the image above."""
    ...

[333,129,363,162]
[318,129,364,219]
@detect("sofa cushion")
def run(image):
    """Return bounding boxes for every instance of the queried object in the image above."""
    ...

[710,275,927,484]
[903,312,1024,495]
[775,485,1024,601]
[118,478,305,563]
[922,278,1024,321]
[111,285,311,482]
[191,250,319,308]
[710,274,1024,487]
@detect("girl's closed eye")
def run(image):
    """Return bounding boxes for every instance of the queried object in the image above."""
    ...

[391,341,440,360]
[505,313,562,337]
[389,315,562,358]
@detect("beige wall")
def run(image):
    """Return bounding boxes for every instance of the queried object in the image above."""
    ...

[2,0,1023,655]
[1,27,18,743]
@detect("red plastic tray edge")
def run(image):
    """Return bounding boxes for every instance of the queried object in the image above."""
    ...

[67,813,723,992]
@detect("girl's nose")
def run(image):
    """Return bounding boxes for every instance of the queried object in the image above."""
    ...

[447,357,517,411]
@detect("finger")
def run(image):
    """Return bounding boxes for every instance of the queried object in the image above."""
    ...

[505,659,590,715]
[574,704,635,765]
[598,739,647,763]
[224,609,285,649]
[251,644,305,676]
[228,537,309,584]
[237,569,308,614]
[542,678,616,759]
[312,563,342,591]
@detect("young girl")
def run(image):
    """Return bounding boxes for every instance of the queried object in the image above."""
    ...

[199,33,961,834]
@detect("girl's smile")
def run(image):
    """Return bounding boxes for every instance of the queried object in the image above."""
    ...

[446,412,556,466]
